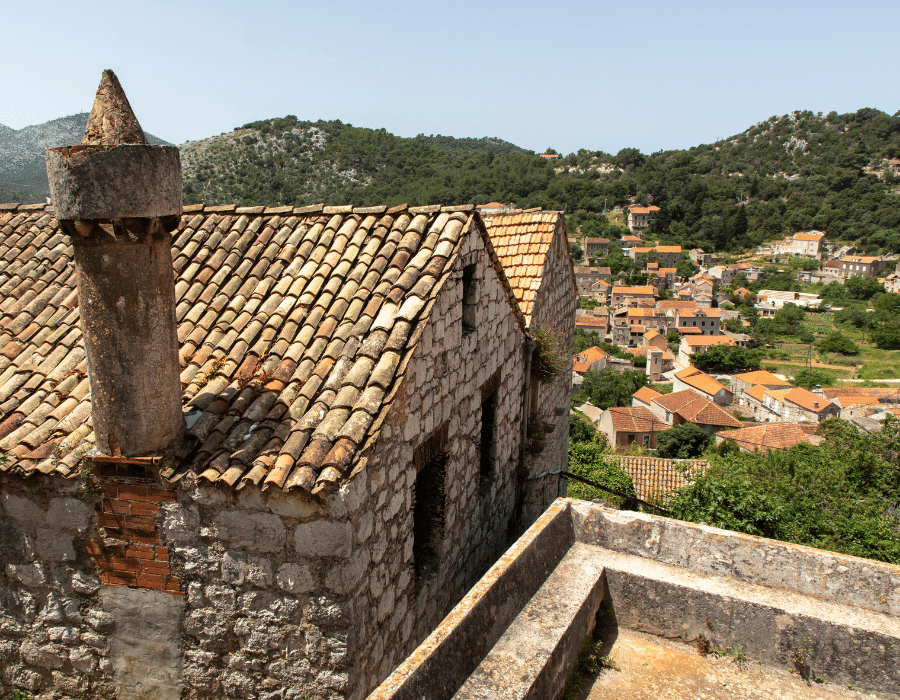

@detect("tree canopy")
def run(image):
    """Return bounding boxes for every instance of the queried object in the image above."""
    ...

[573,368,648,410]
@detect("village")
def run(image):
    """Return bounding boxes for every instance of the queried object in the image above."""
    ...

[568,204,900,457]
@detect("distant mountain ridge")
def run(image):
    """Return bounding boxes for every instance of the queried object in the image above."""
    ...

[0,113,172,202]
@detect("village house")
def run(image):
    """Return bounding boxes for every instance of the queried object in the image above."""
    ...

[673,306,722,336]
[624,205,660,235]
[638,388,743,433]
[0,74,576,700]
[672,366,733,406]
[582,237,609,258]
[730,369,791,400]
[573,265,610,294]
[741,385,838,423]
[883,260,900,294]
[838,255,889,279]
[610,284,657,307]
[597,406,669,451]
[776,231,827,258]
[574,314,608,338]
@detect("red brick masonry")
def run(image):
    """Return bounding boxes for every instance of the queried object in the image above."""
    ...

[86,483,182,595]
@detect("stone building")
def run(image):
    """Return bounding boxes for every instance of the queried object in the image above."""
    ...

[0,75,574,700]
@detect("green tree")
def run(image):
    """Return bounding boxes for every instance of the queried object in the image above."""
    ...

[871,325,900,350]
[569,243,584,261]
[574,368,648,409]
[816,331,859,355]
[655,423,713,459]
[794,368,836,388]
[691,345,761,372]
[846,276,885,300]
[567,438,638,509]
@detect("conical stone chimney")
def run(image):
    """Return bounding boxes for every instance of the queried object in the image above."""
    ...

[46,70,185,457]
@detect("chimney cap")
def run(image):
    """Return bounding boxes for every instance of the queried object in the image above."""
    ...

[82,70,149,147]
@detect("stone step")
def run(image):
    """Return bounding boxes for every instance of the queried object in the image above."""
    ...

[452,542,607,700]
[596,548,900,694]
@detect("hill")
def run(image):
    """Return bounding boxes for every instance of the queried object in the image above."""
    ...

[0,113,171,202]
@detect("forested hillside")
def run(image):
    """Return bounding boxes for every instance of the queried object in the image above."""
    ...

[181,110,900,254]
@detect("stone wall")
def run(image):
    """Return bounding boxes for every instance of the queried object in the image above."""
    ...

[522,227,575,527]
[346,223,527,699]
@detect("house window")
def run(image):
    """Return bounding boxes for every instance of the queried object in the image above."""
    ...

[413,423,449,580]
[462,264,477,335]
[480,370,501,493]
[642,434,651,446]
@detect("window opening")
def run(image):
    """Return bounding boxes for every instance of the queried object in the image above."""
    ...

[462,263,477,335]
[413,423,449,580]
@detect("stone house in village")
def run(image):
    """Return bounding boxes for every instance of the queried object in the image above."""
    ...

[0,75,575,700]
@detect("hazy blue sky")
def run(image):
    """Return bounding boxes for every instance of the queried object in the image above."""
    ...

[3,0,897,154]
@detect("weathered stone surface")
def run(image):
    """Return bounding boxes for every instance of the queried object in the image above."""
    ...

[82,70,149,147]
[212,511,286,552]
[161,502,200,543]
[294,521,351,558]
[46,497,92,533]
[276,563,314,595]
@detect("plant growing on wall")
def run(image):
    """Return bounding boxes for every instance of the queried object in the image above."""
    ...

[531,324,569,380]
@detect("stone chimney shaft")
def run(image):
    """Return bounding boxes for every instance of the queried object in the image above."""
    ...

[46,71,184,457]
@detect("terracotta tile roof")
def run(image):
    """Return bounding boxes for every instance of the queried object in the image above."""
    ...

[733,370,790,386]
[656,246,682,254]
[841,256,879,264]
[622,235,642,243]
[646,262,659,270]
[625,346,674,361]
[767,387,833,413]
[584,237,610,244]
[0,202,525,494]
[838,395,880,407]
[675,368,727,397]
[609,456,708,502]
[575,316,606,328]
[607,407,669,434]
[658,300,698,310]
[633,247,654,254]
[573,361,591,374]
[612,285,656,295]
[626,308,659,318]
[716,423,813,453]
[652,390,742,428]
[630,325,646,333]
[644,329,661,340]
[578,346,608,364]
[682,335,735,347]
[745,384,768,402]
[822,387,900,399]
[632,386,662,404]
[794,232,825,241]
[676,326,703,334]
[482,209,568,327]
[660,267,677,274]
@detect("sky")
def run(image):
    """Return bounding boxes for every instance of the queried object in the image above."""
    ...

[2,0,898,155]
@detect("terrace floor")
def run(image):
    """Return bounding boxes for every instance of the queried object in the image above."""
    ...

[582,628,892,700]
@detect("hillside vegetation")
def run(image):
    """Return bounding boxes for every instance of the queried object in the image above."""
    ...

[0,113,171,202]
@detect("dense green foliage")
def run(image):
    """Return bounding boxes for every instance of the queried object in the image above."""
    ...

[655,423,714,459]
[573,368,648,410]
[816,331,859,355]
[690,345,761,373]
[567,435,637,509]
[180,109,900,255]
[668,418,900,564]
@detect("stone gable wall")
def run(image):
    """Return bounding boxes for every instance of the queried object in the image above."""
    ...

[522,228,575,526]
[347,224,527,699]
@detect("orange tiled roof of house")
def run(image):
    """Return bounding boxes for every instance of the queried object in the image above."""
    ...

[840,256,879,264]
[0,202,528,492]
[633,246,654,255]
[682,335,736,347]
[644,329,661,340]
[676,327,703,334]
[653,390,742,428]
[610,455,708,502]
[646,262,659,270]
[823,259,840,268]
[822,387,900,399]
[632,386,663,404]
[659,300,698,310]
[608,406,669,433]
[735,287,752,297]
[716,423,813,454]
[585,237,610,244]
[575,316,606,328]
[625,205,660,214]
[733,370,790,386]
[838,395,880,407]
[676,368,727,397]
[629,325,646,333]
[660,267,677,274]
[482,209,570,327]
[625,346,674,361]
[612,285,656,295]
[656,246,682,254]
[622,235,642,243]
[794,232,825,241]
[573,361,592,374]
[578,346,608,364]
[745,384,768,402]
[768,387,833,413]
[627,307,659,317]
